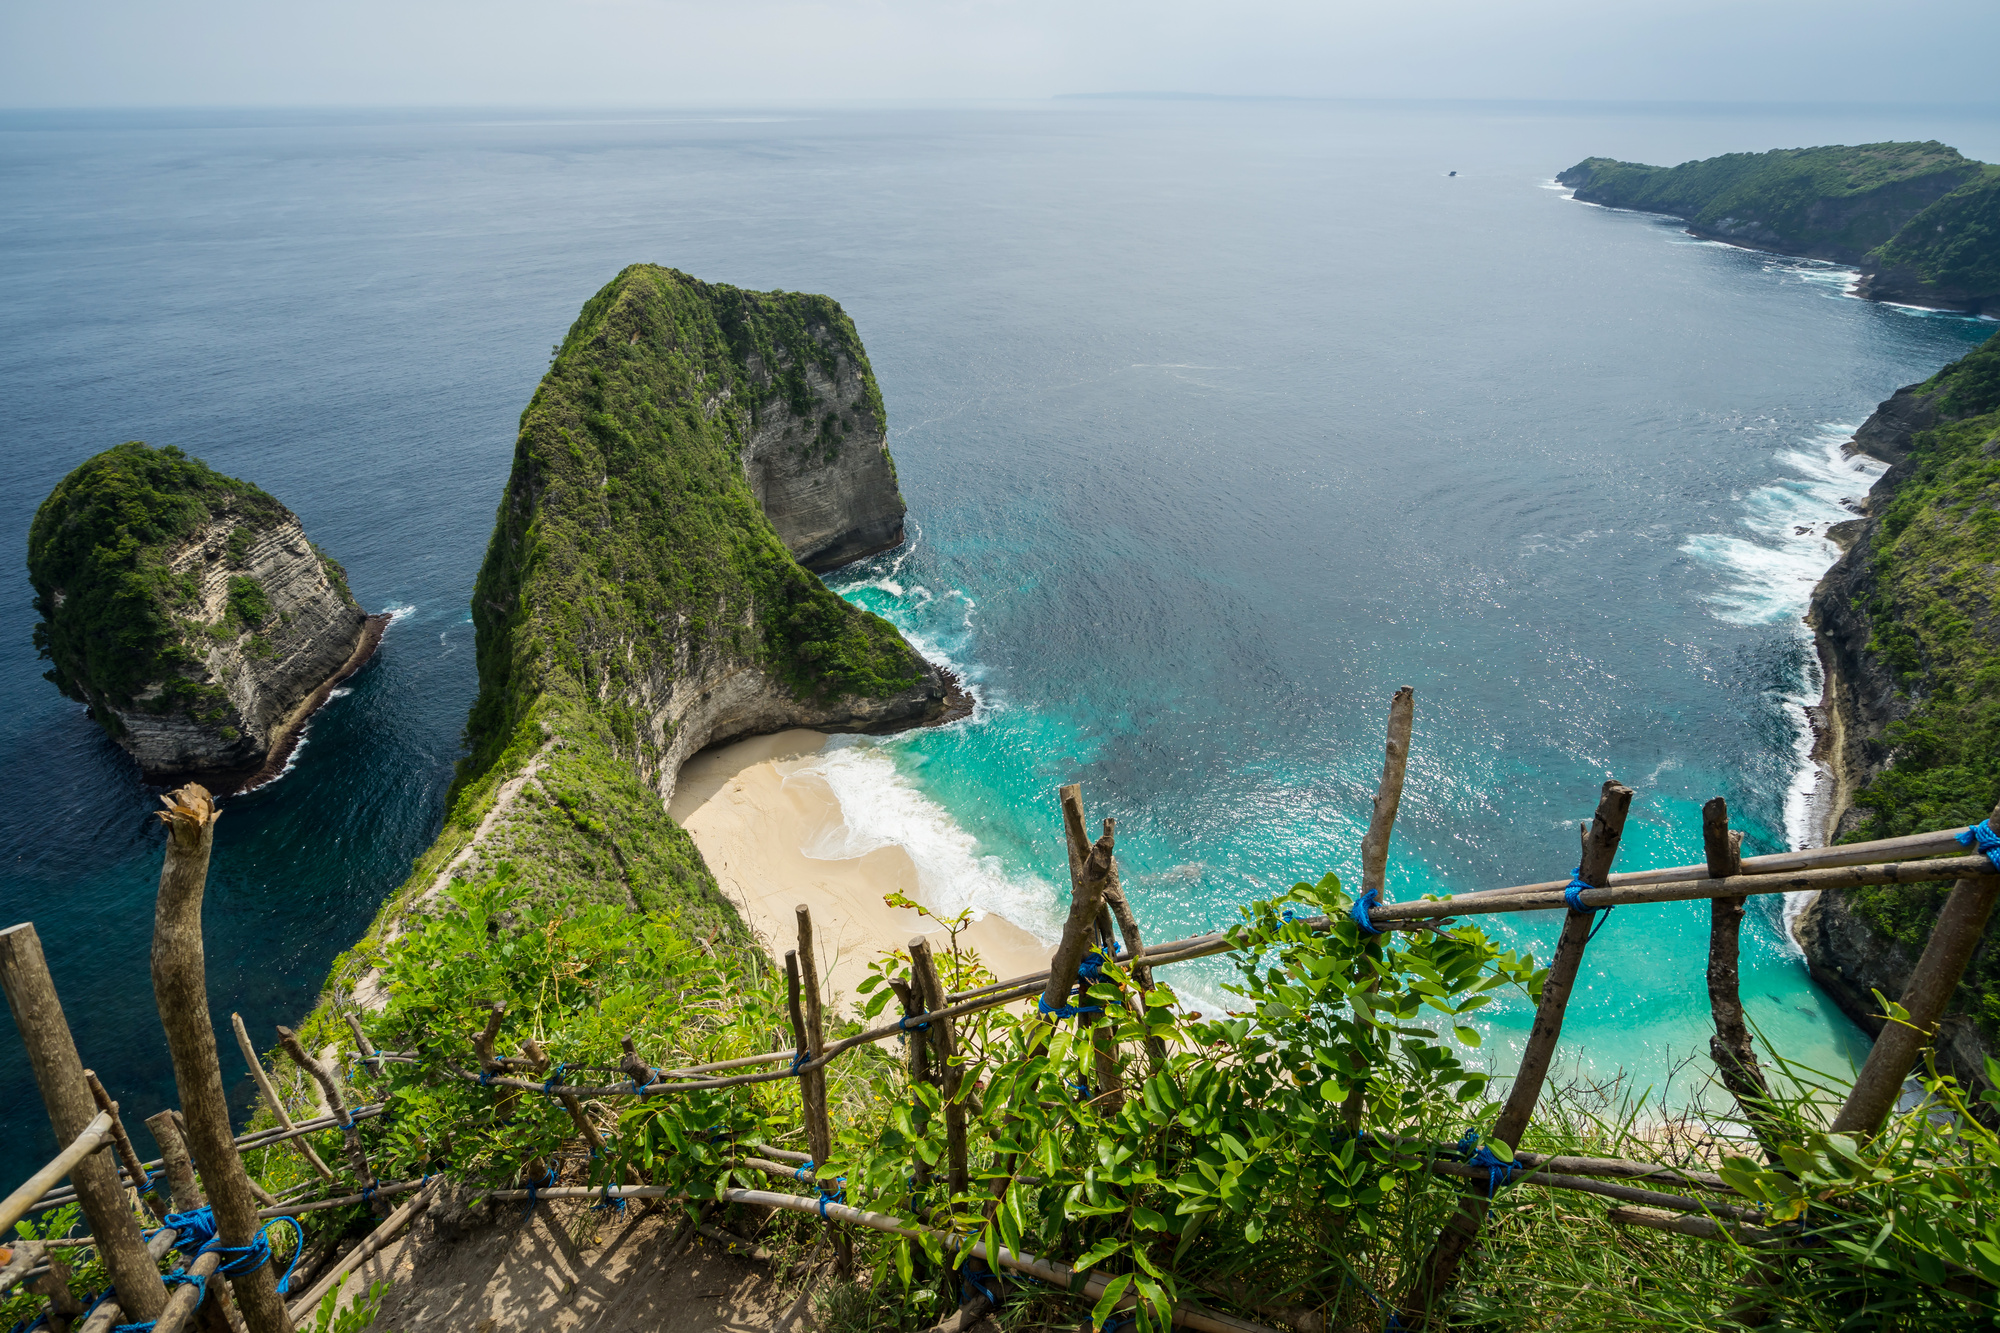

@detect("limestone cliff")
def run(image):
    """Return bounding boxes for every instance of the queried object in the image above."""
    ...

[332,265,965,955]
[1798,331,2000,1075]
[735,316,907,572]
[29,441,381,789]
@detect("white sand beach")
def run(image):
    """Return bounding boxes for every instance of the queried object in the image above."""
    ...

[668,729,1052,1011]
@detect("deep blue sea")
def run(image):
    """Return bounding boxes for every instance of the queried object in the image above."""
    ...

[1,101,1994,1179]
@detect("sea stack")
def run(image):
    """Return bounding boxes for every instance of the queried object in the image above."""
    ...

[29,441,385,788]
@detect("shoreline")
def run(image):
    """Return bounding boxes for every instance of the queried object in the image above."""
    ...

[668,729,1051,1010]
[235,610,393,794]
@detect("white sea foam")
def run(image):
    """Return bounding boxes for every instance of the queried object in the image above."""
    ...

[240,730,310,795]
[1685,425,1887,944]
[1682,426,1882,627]
[384,604,417,623]
[328,687,353,700]
[791,744,1060,940]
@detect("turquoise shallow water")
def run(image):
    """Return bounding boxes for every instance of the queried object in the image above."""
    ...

[0,101,1994,1177]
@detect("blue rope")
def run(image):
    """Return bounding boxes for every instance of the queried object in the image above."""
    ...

[897,1014,930,1033]
[1349,888,1383,936]
[592,1184,627,1215]
[542,1064,568,1094]
[629,1067,659,1095]
[193,1216,305,1294]
[790,1048,811,1076]
[523,1167,559,1216]
[161,1204,219,1252]
[794,1159,815,1179]
[1038,951,1111,1020]
[1456,1131,1525,1198]
[962,1264,1001,1309]
[112,1268,211,1331]
[1562,867,1613,941]
[478,1068,496,1086]
[815,1176,845,1218]
[1959,820,2000,874]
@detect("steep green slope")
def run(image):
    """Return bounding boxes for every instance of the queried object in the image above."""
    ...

[1805,331,2000,1035]
[331,265,952,985]
[1558,142,1999,312]
[1867,168,2000,310]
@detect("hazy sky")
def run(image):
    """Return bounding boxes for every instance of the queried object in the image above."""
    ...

[4,0,1998,108]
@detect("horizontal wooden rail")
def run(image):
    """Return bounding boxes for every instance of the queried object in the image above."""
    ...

[722,1186,1282,1333]
[0,1110,112,1238]
[27,1103,387,1215]
[1427,1162,1763,1221]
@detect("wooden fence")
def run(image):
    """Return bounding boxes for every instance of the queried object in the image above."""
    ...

[2,691,1996,1333]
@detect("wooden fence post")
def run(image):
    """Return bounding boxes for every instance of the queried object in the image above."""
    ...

[1059,787,1122,1107]
[518,1036,601,1149]
[82,1068,166,1223]
[794,906,851,1275]
[275,1026,385,1217]
[1832,799,2000,1136]
[342,1013,382,1080]
[1039,816,1117,1023]
[1341,686,1415,1134]
[0,922,169,1325]
[231,1013,334,1183]
[145,1110,245,1333]
[889,974,936,1191]
[908,937,967,1198]
[150,784,294,1333]
[1701,798,1778,1157]
[1402,779,1633,1326]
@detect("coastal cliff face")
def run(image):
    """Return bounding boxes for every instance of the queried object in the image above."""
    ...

[29,441,378,787]
[1799,330,2000,1071]
[736,320,906,572]
[332,265,963,972]
[1558,143,2000,316]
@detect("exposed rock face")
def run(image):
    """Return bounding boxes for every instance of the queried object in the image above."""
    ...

[1800,344,2000,1089]
[120,513,382,785]
[739,332,907,572]
[29,442,380,789]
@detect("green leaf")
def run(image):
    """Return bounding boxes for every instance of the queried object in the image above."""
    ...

[1091,1274,1135,1329]
[1453,1025,1482,1049]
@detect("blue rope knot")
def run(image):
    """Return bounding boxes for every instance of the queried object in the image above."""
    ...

[1456,1131,1525,1198]
[897,1014,930,1033]
[477,1068,496,1086]
[198,1217,305,1294]
[1563,867,1613,941]
[815,1176,846,1217]
[1036,994,1101,1020]
[789,1048,811,1076]
[962,1264,1001,1310]
[1959,820,2000,874]
[112,1264,214,1320]
[629,1067,660,1095]
[1349,888,1383,936]
[542,1064,568,1094]
[592,1184,627,1215]
[794,1159,815,1180]
[1077,951,1107,986]
[162,1205,219,1252]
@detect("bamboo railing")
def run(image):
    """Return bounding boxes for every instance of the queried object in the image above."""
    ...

[3,691,1997,1333]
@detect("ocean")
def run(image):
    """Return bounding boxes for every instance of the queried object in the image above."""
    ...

[0,100,1994,1177]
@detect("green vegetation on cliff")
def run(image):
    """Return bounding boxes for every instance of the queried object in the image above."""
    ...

[1838,333,2000,1022]
[27,441,285,721]
[330,265,935,976]
[1558,142,2000,309]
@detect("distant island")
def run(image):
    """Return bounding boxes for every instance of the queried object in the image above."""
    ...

[29,442,384,789]
[1559,141,2000,316]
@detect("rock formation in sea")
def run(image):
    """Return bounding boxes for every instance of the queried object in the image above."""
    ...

[1797,330,2000,1084]
[28,441,383,789]
[339,264,968,983]
[1557,142,2000,316]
